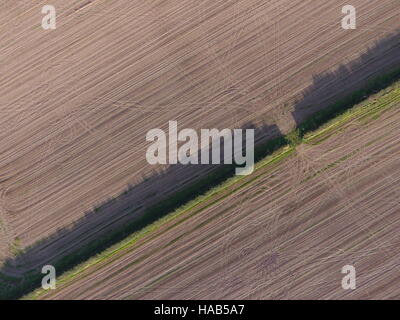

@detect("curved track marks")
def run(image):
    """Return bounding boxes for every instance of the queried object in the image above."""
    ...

[1,0,400,275]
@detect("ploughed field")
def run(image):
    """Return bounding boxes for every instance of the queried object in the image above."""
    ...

[37,85,400,299]
[1,0,399,281]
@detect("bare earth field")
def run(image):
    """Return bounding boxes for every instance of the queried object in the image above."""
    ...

[38,87,400,299]
[0,0,400,289]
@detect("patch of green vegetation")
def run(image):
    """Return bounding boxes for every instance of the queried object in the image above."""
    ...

[10,237,24,257]
[285,128,302,147]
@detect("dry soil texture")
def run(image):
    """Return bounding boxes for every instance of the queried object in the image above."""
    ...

[39,89,400,299]
[0,0,399,277]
